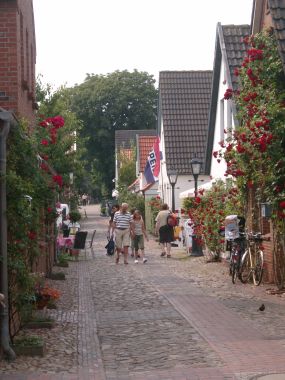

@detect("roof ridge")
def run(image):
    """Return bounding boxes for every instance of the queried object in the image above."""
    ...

[159,70,212,73]
[221,23,250,27]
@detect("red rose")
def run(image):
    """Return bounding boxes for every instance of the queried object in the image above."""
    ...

[224,88,233,100]
[247,180,254,189]
[27,231,37,240]
[279,201,285,209]
[41,139,49,146]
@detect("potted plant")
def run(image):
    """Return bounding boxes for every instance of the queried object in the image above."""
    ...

[23,315,55,329]
[12,335,45,357]
[34,277,61,310]
[56,252,70,268]
[69,210,81,223]
[68,210,81,234]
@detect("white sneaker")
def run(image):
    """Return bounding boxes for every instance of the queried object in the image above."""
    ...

[134,260,138,264]
[143,258,147,264]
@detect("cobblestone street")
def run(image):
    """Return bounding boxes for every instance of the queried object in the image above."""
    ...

[1,205,285,380]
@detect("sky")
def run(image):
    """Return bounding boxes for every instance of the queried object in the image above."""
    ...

[33,0,253,90]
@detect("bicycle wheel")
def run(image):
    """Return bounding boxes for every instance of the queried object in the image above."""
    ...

[239,250,251,284]
[253,249,264,286]
[232,263,238,284]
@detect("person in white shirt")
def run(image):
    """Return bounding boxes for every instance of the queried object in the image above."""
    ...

[112,203,134,264]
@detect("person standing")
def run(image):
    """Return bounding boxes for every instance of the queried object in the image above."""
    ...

[132,210,148,264]
[112,203,133,264]
[107,204,120,238]
[155,203,173,258]
[82,194,87,206]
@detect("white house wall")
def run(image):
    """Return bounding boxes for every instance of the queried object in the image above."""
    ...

[210,59,234,181]
[159,120,211,210]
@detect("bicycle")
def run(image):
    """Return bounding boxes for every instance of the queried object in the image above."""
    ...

[239,232,268,286]
[229,234,246,284]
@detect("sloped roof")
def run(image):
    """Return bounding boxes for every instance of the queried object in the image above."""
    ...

[205,24,250,174]
[115,129,156,151]
[221,24,251,91]
[269,0,285,74]
[138,136,157,172]
[158,71,212,175]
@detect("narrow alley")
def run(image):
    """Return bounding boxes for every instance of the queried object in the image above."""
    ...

[1,205,285,380]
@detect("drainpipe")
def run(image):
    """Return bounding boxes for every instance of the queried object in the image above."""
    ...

[0,110,16,361]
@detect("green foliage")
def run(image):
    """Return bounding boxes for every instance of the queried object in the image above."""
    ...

[69,210,81,223]
[70,70,158,198]
[36,80,88,200]
[117,188,145,220]
[147,196,162,228]
[117,146,136,188]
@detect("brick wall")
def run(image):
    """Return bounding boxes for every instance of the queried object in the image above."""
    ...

[0,0,36,125]
[246,188,275,283]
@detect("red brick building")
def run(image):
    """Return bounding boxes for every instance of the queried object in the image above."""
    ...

[0,0,36,125]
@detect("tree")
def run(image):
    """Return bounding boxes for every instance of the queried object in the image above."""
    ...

[69,70,158,198]
[117,147,136,188]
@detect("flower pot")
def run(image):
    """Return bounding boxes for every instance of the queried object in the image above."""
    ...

[12,336,45,357]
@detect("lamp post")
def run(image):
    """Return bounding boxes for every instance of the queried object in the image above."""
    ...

[190,157,203,256]
[167,169,178,213]
[190,157,202,197]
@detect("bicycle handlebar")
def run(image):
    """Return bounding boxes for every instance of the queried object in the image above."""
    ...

[246,232,270,241]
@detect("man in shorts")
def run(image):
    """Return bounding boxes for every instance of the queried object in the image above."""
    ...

[112,203,133,264]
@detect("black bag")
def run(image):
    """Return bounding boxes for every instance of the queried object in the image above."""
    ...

[105,237,115,255]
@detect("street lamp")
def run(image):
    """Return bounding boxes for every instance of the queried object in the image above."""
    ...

[190,157,202,196]
[190,157,203,256]
[167,169,178,212]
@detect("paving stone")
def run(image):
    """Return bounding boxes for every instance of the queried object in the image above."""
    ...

[1,205,285,380]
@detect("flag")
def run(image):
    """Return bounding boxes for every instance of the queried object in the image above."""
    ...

[144,137,161,184]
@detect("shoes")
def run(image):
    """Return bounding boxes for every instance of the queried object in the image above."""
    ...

[160,252,166,257]
[143,258,147,264]
[167,254,171,258]
[131,253,134,257]
[115,257,119,264]
[134,260,138,264]
[137,254,141,258]
[124,261,128,265]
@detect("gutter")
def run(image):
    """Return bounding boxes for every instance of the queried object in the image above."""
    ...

[0,110,16,361]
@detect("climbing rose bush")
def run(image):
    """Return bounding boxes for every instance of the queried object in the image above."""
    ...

[213,29,285,221]
[183,180,242,256]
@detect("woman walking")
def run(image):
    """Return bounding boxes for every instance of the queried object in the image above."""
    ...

[132,210,148,264]
[155,203,174,258]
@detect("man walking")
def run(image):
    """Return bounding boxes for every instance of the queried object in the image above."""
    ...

[112,203,133,264]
